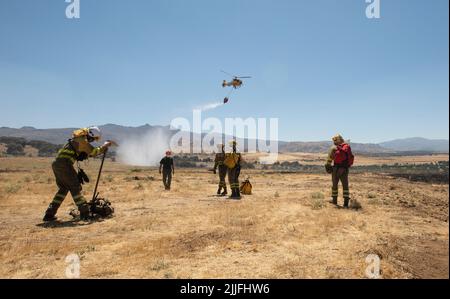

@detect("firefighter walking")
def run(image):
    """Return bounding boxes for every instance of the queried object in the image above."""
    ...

[213,144,228,196]
[325,134,354,208]
[43,127,113,221]
[225,140,242,200]
[159,151,175,190]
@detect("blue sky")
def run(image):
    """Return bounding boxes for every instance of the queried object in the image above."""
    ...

[0,0,448,142]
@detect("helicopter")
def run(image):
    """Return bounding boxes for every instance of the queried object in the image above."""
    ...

[221,70,251,89]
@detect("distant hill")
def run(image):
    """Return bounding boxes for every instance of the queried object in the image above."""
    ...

[0,126,75,145]
[0,124,174,145]
[0,125,448,154]
[277,141,391,154]
[380,137,449,153]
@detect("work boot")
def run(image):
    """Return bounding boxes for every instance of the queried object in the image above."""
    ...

[79,204,91,221]
[329,197,338,205]
[234,189,241,200]
[221,187,228,196]
[230,188,241,200]
[217,187,222,195]
[43,203,60,222]
[43,214,57,222]
[343,198,350,209]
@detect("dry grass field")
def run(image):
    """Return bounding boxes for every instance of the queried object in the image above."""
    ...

[0,156,448,279]
[245,152,449,166]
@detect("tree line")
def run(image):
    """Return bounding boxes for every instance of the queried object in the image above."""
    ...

[0,137,61,157]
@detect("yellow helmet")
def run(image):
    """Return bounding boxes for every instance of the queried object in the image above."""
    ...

[72,126,102,141]
[72,128,89,138]
[332,134,345,144]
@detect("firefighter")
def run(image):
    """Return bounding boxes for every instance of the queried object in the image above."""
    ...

[213,144,228,196]
[225,140,242,199]
[325,134,354,208]
[43,127,113,222]
[159,150,175,190]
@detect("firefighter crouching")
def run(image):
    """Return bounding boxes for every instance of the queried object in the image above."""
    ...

[43,127,113,221]
[325,134,354,208]
[213,144,228,196]
[225,140,242,200]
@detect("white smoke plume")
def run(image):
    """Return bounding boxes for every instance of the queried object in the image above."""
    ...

[197,101,224,112]
[116,128,171,166]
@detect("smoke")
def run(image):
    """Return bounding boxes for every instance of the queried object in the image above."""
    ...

[196,101,224,112]
[116,100,226,166]
[116,128,171,166]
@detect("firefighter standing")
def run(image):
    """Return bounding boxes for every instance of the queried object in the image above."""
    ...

[43,127,113,221]
[213,144,228,196]
[159,151,175,190]
[325,134,354,208]
[225,140,242,200]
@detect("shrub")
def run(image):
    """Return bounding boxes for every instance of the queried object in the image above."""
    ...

[6,143,24,156]
[311,192,325,199]
[4,184,21,194]
[311,197,325,210]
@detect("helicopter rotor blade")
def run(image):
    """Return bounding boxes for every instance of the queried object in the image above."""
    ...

[220,70,235,77]
[236,76,252,79]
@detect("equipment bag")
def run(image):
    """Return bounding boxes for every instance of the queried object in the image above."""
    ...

[240,179,252,195]
[334,143,354,167]
[224,153,238,169]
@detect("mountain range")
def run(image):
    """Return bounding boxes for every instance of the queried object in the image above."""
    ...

[0,124,448,154]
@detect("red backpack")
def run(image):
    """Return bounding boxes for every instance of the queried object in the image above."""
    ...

[334,143,354,167]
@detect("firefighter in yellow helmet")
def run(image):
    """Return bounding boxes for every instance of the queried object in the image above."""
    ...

[225,140,242,199]
[43,127,113,221]
[325,134,354,208]
[213,144,228,196]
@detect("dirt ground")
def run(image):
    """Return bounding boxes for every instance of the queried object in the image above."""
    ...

[0,157,448,278]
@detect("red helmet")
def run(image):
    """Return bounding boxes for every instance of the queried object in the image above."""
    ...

[165,150,172,156]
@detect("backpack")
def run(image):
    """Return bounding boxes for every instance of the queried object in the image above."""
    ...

[224,153,239,169]
[334,143,354,167]
[240,178,252,195]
